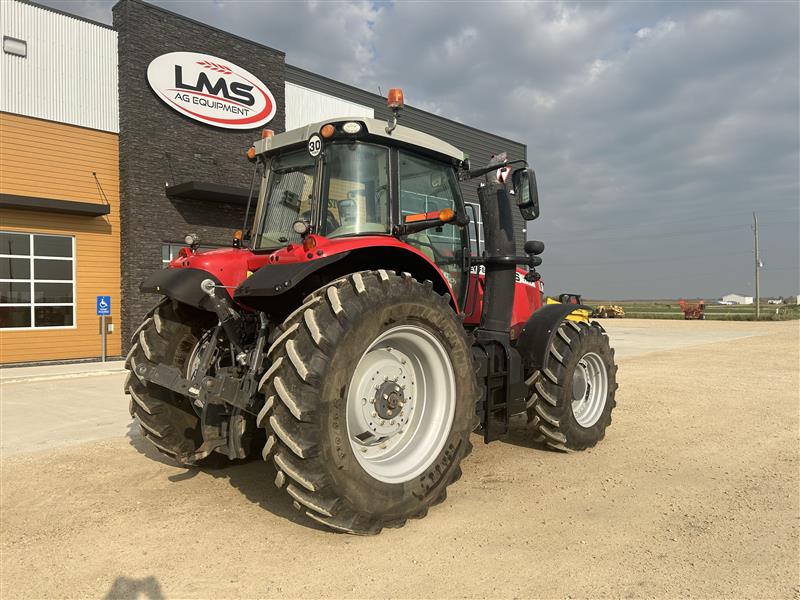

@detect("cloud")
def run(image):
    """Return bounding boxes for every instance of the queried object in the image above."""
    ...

[37,0,800,297]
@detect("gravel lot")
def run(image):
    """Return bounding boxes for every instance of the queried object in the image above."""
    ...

[1,319,798,599]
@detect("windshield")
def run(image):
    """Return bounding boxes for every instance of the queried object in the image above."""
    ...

[255,142,391,249]
[320,143,390,238]
[255,150,315,248]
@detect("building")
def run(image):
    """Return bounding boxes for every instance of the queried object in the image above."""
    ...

[0,0,527,364]
[721,293,754,305]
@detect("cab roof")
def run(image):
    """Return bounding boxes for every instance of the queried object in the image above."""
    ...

[253,117,467,163]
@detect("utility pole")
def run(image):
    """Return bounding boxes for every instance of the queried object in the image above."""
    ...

[753,212,760,319]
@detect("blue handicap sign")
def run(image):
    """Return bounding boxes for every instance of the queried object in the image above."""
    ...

[96,295,111,316]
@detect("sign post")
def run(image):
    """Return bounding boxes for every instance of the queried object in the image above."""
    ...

[96,296,111,362]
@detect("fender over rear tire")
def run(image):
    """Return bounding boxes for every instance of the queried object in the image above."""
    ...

[259,270,478,534]
[527,320,618,451]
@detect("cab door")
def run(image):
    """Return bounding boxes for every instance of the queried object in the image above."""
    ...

[396,151,469,305]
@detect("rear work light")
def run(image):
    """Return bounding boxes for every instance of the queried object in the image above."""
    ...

[342,121,362,134]
[292,220,310,236]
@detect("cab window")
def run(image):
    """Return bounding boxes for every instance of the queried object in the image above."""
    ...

[398,151,466,302]
[257,150,315,248]
[320,143,391,238]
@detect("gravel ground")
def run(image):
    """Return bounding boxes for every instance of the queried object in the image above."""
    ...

[1,319,798,599]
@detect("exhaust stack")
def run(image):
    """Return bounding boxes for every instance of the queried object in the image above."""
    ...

[477,181,517,333]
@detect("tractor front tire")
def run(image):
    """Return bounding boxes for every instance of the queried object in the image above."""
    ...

[259,270,478,534]
[125,300,226,467]
[527,320,618,451]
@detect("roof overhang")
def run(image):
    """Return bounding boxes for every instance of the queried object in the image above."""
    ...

[0,194,110,217]
[165,181,251,205]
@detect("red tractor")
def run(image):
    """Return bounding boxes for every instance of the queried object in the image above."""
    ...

[679,298,705,320]
[126,90,618,534]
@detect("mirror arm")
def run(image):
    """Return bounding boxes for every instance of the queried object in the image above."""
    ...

[394,211,469,237]
[461,159,528,180]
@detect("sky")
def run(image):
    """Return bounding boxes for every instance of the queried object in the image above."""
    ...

[43,0,800,299]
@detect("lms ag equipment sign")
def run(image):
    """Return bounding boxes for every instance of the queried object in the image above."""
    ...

[147,52,276,129]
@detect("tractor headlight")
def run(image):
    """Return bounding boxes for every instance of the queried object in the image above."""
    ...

[292,220,310,236]
[184,233,198,246]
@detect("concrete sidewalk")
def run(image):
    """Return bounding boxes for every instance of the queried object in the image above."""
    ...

[0,359,127,384]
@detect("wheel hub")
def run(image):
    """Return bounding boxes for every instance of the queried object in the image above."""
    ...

[346,325,456,484]
[571,367,588,401]
[570,352,609,428]
[375,381,405,420]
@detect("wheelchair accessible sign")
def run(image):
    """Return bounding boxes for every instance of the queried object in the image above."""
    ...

[96,296,111,316]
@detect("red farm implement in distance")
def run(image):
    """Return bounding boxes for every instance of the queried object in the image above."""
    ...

[679,298,705,320]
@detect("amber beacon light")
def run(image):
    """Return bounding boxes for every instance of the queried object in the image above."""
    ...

[387,88,404,109]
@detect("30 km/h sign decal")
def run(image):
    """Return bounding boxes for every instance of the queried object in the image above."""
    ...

[147,52,276,130]
[308,134,323,157]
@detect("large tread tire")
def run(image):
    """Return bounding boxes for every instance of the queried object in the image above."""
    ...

[527,320,618,451]
[259,270,478,534]
[124,300,226,467]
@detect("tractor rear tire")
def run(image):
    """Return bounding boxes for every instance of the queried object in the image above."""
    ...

[125,300,228,467]
[527,320,618,451]
[259,270,478,534]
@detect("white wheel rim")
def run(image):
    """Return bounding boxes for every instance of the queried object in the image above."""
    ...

[346,324,456,484]
[570,351,608,428]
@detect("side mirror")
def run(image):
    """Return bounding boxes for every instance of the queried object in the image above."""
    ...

[512,168,539,221]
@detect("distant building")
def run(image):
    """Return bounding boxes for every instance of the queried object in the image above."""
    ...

[721,294,754,305]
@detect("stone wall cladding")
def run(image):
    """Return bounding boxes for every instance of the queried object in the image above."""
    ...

[114,0,285,349]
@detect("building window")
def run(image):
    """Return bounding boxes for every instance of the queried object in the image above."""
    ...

[0,232,75,329]
[3,36,27,58]
[465,202,484,255]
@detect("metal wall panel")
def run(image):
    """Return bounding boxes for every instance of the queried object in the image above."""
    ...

[285,82,373,131]
[0,0,118,133]
[285,65,529,253]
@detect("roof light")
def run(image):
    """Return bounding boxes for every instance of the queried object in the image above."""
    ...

[387,88,404,109]
[247,147,256,161]
[321,124,335,138]
[262,128,274,139]
[342,121,362,134]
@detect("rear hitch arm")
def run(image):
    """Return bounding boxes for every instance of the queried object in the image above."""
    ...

[201,279,245,352]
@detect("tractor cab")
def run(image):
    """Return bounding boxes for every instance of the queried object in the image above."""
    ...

[246,110,472,303]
